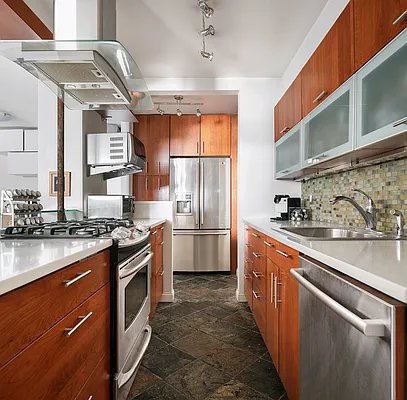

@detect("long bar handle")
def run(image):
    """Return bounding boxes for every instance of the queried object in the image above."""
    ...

[290,268,386,337]
[64,312,93,337]
[312,90,328,104]
[270,272,274,303]
[64,270,92,287]
[174,232,228,236]
[195,161,200,225]
[393,9,407,25]
[276,249,291,258]
[200,159,204,226]
[264,240,274,247]
[120,252,153,280]
[273,276,281,308]
[279,126,290,135]
[393,116,407,127]
[251,232,259,238]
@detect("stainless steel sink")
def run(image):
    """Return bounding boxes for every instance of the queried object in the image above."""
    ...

[280,227,404,240]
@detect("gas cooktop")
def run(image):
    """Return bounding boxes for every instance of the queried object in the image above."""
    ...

[1,218,135,239]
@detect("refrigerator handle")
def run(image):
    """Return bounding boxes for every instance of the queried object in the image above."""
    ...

[200,159,204,226]
[195,161,199,226]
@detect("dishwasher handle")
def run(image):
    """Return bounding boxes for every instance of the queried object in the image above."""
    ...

[290,268,386,337]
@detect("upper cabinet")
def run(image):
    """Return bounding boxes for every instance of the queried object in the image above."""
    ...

[170,115,201,156]
[135,115,170,175]
[355,29,407,148]
[302,3,355,116]
[200,115,231,156]
[274,74,302,142]
[354,0,407,70]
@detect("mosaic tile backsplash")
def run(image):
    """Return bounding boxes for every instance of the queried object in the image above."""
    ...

[302,157,407,232]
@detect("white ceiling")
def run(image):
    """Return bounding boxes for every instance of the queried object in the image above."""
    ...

[117,0,329,78]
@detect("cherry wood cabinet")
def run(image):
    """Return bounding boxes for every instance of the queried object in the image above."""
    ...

[150,224,164,316]
[301,3,355,116]
[354,0,407,70]
[274,74,302,142]
[200,115,231,156]
[133,175,169,201]
[170,115,201,156]
[0,250,110,400]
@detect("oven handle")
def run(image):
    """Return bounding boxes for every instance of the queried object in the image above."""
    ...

[119,252,153,280]
[118,325,152,388]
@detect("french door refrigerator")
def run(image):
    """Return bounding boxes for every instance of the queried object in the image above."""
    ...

[170,157,230,272]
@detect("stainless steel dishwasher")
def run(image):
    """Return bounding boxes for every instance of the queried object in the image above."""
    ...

[291,255,402,400]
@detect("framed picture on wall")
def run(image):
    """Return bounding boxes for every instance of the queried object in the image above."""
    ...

[49,171,71,197]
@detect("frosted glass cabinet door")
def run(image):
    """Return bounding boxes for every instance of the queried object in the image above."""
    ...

[303,78,354,167]
[356,29,407,148]
[275,122,302,179]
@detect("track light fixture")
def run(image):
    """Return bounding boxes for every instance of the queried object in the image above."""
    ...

[198,0,214,18]
[176,108,182,117]
[196,108,202,117]
[200,51,214,61]
[200,25,215,36]
[157,106,165,115]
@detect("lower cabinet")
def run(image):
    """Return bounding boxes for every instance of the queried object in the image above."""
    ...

[244,226,299,400]
[150,224,165,316]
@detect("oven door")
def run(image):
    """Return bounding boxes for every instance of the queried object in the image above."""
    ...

[117,245,153,386]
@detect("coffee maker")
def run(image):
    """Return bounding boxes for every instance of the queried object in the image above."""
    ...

[273,195,301,220]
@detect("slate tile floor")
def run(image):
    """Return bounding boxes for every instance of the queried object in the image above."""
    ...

[128,273,286,400]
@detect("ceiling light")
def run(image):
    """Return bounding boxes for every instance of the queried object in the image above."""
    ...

[157,106,165,115]
[198,1,214,18]
[0,112,11,121]
[176,108,182,117]
[201,51,214,61]
[196,108,202,117]
[200,25,215,36]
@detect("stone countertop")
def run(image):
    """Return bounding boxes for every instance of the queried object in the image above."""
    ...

[133,218,166,229]
[244,218,407,303]
[0,238,112,296]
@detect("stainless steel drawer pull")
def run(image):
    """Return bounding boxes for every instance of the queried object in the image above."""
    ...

[252,271,263,278]
[290,268,386,337]
[160,226,164,230]
[393,9,407,25]
[251,232,259,238]
[64,270,92,287]
[312,90,328,103]
[244,274,250,279]
[160,270,164,276]
[252,252,261,258]
[64,312,93,337]
[151,231,157,235]
[276,249,291,258]
[264,240,274,247]
[88,396,93,400]
[279,126,290,134]
[270,272,274,303]
[393,116,407,127]
[160,241,164,245]
[252,290,262,299]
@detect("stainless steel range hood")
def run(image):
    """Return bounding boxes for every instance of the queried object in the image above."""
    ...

[0,40,153,112]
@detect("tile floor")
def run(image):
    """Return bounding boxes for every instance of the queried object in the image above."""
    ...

[128,273,287,400]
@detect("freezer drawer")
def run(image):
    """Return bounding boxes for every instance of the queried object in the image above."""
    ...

[173,230,230,272]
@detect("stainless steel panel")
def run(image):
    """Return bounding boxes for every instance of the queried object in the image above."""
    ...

[298,257,394,400]
[170,158,200,229]
[87,195,135,218]
[173,230,230,272]
[200,158,230,229]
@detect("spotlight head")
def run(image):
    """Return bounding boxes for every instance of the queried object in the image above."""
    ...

[156,106,165,115]
[200,25,215,36]
[201,51,214,61]
[176,108,182,117]
[196,108,202,117]
[198,0,214,18]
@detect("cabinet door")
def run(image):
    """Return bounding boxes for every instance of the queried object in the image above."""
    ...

[200,115,231,156]
[266,257,279,367]
[170,115,201,156]
[133,175,149,200]
[133,176,169,201]
[354,0,407,70]
[148,115,170,175]
[303,78,354,166]
[275,74,302,142]
[356,30,407,148]
[302,3,354,116]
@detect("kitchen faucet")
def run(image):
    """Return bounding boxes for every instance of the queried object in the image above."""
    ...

[391,209,405,238]
[329,189,377,230]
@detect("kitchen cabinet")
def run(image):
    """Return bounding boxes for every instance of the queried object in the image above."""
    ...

[24,129,38,151]
[354,0,407,70]
[274,74,302,142]
[150,223,164,316]
[200,115,231,156]
[275,122,302,179]
[355,29,407,149]
[133,175,169,201]
[0,250,110,400]
[301,3,354,116]
[170,115,201,156]
[303,78,354,167]
[0,129,23,152]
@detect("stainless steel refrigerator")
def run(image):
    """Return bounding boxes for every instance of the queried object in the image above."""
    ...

[170,157,230,272]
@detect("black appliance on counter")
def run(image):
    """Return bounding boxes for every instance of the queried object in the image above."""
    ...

[273,195,301,220]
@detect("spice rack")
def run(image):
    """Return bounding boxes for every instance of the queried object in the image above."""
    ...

[1,189,44,228]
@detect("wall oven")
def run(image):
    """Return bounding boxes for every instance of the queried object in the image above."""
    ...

[114,240,153,400]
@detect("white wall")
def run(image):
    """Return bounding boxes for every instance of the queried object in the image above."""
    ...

[145,77,301,300]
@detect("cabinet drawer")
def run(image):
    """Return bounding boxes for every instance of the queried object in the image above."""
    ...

[250,229,265,255]
[0,284,110,400]
[252,263,267,298]
[263,237,278,263]
[75,355,110,400]
[0,250,109,368]
[252,284,267,337]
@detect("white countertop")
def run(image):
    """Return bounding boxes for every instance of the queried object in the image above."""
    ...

[0,238,112,296]
[244,218,407,303]
[133,218,166,229]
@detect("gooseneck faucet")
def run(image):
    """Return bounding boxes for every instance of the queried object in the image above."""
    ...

[329,189,377,230]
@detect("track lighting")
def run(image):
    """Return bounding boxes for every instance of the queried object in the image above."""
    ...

[198,0,214,18]
[200,25,215,36]
[196,108,202,117]
[157,106,165,115]
[201,51,214,61]
[176,108,182,117]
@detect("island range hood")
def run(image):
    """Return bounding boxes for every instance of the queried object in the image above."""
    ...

[0,1,153,112]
